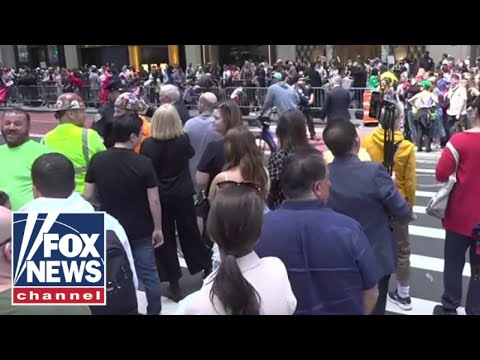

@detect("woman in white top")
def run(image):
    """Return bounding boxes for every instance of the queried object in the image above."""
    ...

[176,184,296,315]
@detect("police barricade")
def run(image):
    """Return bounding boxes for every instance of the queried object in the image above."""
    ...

[3,84,369,113]
[4,85,19,105]
[43,85,61,108]
[15,85,45,107]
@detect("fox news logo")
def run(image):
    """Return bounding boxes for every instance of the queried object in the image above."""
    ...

[11,212,106,305]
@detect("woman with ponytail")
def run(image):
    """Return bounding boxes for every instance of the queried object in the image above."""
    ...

[176,184,296,315]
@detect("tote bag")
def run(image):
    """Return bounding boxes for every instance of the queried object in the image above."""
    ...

[426,142,459,219]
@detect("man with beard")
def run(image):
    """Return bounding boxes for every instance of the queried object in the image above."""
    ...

[0,109,51,210]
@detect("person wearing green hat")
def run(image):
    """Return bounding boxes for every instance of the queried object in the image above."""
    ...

[407,80,438,152]
[273,72,283,82]
[260,71,299,116]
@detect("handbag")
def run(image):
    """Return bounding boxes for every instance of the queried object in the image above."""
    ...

[194,190,210,219]
[426,142,459,219]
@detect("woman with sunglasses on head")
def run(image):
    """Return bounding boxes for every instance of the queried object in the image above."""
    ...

[208,126,269,202]
[176,184,297,315]
[208,125,270,271]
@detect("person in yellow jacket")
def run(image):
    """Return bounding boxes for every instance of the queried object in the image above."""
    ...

[41,93,106,194]
[362,103,416,311]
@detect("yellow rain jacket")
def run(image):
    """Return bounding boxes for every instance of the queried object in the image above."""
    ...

[361,128,416,206]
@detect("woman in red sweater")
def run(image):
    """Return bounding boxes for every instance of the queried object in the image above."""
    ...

[434,98,480,315]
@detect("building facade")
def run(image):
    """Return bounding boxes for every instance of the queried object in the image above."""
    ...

[0,45,185,71]
[1,45,477,70]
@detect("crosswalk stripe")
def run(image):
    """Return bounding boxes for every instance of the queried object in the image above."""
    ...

[386,296,466,315]
[416,168,435,174]
[416,191,436,198]
[410,254,471,277]
[413,206,426,214]
[409,225,445,240]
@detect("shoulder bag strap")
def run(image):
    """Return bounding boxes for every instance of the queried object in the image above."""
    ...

[445,142,460,181]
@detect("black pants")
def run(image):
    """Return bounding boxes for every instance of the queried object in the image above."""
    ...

[302,109,316,138]
[371,275,391,315]
[441,115,468,146]
[442,230,480,315]
[415,117,432,151]
[155,196,210,283]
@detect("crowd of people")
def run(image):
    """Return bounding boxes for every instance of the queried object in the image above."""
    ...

[1,51,480,315]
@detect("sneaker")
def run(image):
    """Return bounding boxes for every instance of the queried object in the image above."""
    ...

[433,305,457,315]
[388,290,413,311]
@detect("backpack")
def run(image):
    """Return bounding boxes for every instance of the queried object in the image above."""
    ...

[89,230,138,315]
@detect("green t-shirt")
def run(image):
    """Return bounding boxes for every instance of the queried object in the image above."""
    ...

[0,140,52,211]
[0,288,92,315]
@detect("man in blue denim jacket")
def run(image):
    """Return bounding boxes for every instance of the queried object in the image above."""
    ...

[323,120,413,315]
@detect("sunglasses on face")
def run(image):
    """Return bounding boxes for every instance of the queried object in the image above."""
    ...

[216,181,262,193]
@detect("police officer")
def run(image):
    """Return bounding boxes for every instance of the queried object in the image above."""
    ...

[91,79,126,148]
[41,93,106,193]
[296,76,317,140]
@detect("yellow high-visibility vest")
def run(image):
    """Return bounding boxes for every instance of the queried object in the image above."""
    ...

[42,123,106,193]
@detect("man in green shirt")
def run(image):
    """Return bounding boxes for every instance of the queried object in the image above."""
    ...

[0,109,52,211]
[0,206,91,315]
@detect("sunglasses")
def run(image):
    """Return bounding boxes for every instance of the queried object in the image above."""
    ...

[0,237,11,248]
[216,181,262,193]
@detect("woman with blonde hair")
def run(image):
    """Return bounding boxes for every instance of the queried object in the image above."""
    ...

[140,104,211,302]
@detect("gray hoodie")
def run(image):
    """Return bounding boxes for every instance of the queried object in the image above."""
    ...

[262,82,299,114]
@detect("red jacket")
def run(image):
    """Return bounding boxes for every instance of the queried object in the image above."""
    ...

[436,132,480,237]
[70,75,84,88]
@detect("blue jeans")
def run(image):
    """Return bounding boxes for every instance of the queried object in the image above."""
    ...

[130,237,163,315]
[407,109,417,140]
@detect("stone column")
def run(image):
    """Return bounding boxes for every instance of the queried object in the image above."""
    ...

[274,45,296,62]
[326,45,335,62]
[0,45,16,68]
[381,45,391,63]
[64,45,79,69]
[185,45,202,66]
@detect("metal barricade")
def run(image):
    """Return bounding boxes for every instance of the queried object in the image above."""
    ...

[2,84,368,114]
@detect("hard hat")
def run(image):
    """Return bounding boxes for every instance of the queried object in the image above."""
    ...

[114,92,148,114]
[54,93,86,112]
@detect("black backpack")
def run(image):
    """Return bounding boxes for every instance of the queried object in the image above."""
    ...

[90,230,138,315]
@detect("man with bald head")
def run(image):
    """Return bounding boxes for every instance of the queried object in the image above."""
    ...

[0,206,91,315]
[184,92,221,191]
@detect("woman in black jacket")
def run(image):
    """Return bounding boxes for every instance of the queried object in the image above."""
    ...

[140,104,211,302]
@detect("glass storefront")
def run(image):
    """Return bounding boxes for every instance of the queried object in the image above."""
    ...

[15,45,65,69]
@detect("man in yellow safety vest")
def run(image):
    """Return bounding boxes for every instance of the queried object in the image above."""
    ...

[41,93,106,193]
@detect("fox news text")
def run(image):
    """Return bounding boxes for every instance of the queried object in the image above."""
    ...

[11,212,106,305]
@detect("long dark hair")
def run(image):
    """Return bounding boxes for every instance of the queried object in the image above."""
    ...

[276,110,310,151]
[207,185,263,315]
[224,126,268,199]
